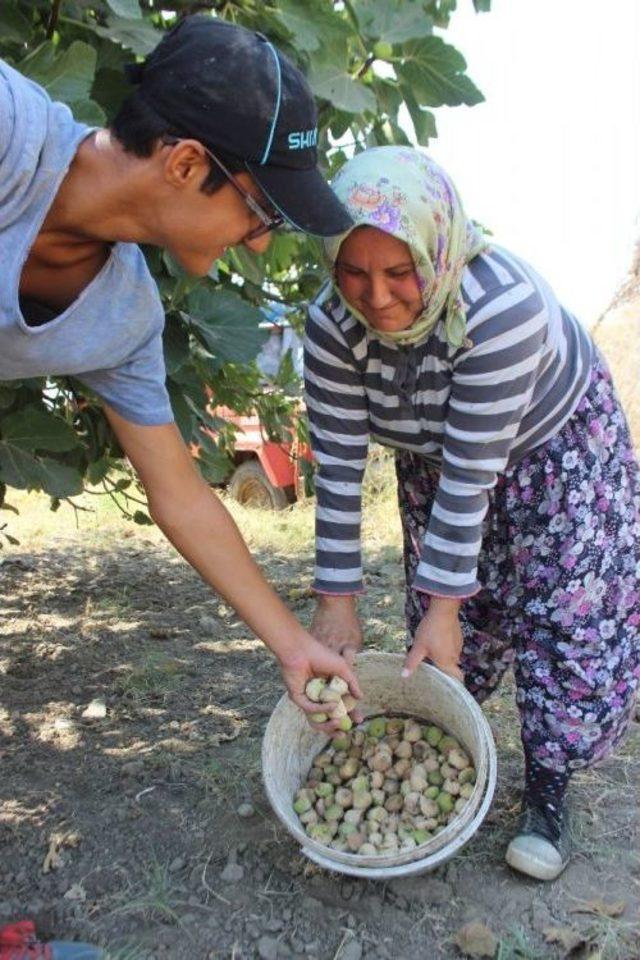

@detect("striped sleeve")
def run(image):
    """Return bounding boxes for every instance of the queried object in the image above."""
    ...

[414,274,548,597]
[304,300,370,594]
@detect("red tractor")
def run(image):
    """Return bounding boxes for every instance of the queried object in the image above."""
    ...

[216,404,310,510]
[208,310,311,510]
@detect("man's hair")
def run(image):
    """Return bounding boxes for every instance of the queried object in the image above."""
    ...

[110,90,245,195]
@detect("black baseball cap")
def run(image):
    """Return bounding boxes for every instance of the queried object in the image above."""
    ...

[125,16,353,237]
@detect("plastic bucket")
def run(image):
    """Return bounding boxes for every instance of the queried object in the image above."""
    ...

[262,652,497,879]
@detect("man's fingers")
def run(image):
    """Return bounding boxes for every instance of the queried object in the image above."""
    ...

[291,692,334,715]
[309,716,340,734]
[341,648,364,697]
[332,655,362,699]
[348,673,363,700]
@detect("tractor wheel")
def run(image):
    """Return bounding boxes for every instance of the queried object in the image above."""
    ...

[228,460,291,510]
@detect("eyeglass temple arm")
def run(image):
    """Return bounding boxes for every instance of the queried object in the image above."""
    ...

[162,135,278,227]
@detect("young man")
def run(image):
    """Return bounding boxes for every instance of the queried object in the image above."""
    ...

[0,17,360,726]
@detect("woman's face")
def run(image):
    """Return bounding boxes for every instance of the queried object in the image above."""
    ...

[335,226,422,334]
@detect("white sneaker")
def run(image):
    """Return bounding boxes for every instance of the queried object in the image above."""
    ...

[505,800,571,881]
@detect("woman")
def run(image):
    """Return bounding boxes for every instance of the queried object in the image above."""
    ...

[304,146,640,881]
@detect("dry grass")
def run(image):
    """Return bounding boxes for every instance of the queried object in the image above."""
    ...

[592,293,640,448]
[227,443,401,564]
[3,445,402,587]
[109,858,187,926]
[2,483,162,547]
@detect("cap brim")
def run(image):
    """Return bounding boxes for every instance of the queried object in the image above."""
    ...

[246,162,353,238]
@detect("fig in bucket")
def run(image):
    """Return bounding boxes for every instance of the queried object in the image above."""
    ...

[293,714,477,857]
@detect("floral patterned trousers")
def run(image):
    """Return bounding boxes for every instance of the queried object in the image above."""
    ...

[397,354,640,775]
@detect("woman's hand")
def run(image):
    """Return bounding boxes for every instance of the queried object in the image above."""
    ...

[402,596,464,681]
[277,635,363,726]
[310,594,364,666]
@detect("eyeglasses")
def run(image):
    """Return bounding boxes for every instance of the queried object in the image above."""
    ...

[162,135,285,241]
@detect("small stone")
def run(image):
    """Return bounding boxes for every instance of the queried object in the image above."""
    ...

[220,862,244,883]
[236,802,255,819]
[257,935,280,960]
[81,698,107,719]
[264,917,283,932]
[169,856,186,874]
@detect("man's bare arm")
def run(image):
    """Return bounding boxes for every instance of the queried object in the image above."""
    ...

[103,406,362,712]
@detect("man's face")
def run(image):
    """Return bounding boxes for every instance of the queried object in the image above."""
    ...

[156,141,276,276]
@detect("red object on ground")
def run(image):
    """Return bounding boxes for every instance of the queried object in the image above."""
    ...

[0,922,51,959]
[0,922,103,960]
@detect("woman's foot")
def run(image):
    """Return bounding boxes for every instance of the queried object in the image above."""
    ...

[505,799,572,881]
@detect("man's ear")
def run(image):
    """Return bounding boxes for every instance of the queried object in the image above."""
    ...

[161,139,208,189]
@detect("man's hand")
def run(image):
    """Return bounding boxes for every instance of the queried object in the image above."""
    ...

[278,637,363,724]
[308,595,365,729]
[402,596,464,681]
[310,594,363,666]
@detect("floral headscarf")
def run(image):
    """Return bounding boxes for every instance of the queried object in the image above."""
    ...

[324,146,488,348]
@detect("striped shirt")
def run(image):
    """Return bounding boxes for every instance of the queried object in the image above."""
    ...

[304,245,594,598]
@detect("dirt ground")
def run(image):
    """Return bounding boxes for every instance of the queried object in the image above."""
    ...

[1,478,640,960]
